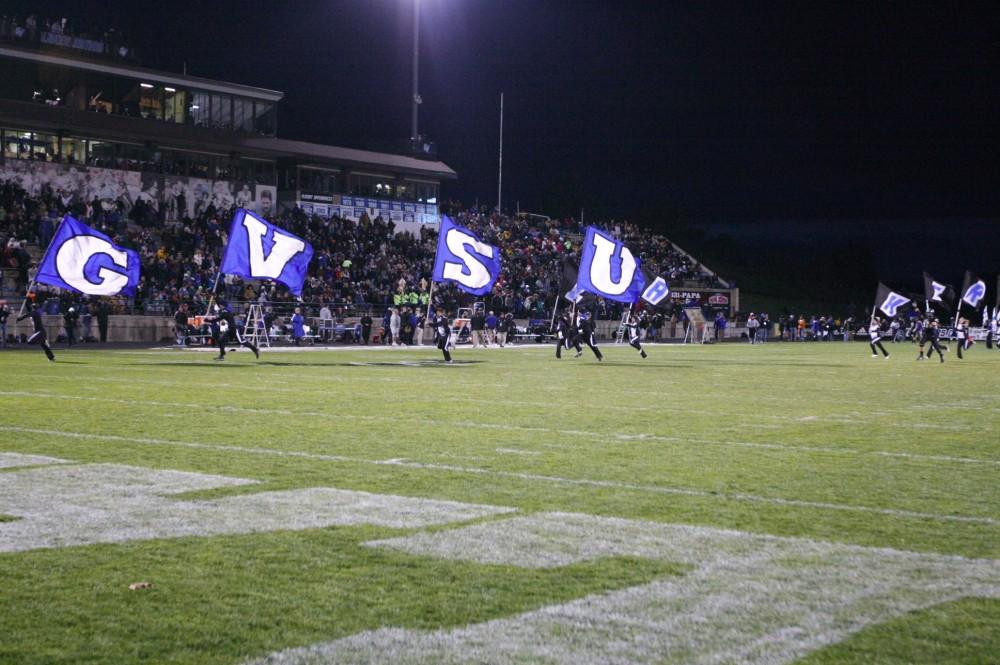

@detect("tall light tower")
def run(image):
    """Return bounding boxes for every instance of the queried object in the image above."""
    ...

[411,0,422,144]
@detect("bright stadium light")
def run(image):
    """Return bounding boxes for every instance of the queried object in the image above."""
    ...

[164,87,176,93]
[140,83,154,89]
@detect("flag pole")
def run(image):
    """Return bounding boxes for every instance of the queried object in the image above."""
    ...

[17,269,38,319]
[205,271,223,314]
[17,214,69,318]
[425,280,436,324]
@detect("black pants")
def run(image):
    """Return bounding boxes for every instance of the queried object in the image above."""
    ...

[362,325,371,345]
[65,326,76,346]
[870,339,889,357]
[921,339,945,359]
[218,330,258,358]
[556,335,580,358]
[98,318,108,342]
[583,333,603,360]
[437,334,451,362]
[28,330,55,360]
[957,337,971,359]
[986,331,993,350]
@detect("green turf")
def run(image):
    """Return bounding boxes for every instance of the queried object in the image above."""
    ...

[0,341,997,664]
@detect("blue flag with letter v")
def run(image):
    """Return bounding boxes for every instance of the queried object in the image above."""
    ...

[431,215,502,296]
[220,208,314,296]
[576,226,647,303]
[35,215,140,296]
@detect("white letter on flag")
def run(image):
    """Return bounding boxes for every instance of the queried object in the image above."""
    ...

[243,214,306,279]
[442,228,494,290]
[588,233,638,297]
[55,235,131,296]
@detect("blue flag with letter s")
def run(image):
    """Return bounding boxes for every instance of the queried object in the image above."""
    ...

[431,216,501,296]
[34,215,140,296]
[576,226,647,303]
[220,209,314,296]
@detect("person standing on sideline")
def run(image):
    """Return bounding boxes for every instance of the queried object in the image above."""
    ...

[432,306,452,363]
[291,307,305,346]
[714,312,726,342]
[758,312,770,342]
[954,318,973,359]
[96,300,110,342]
[843,315,855,342]
[414,310,425,346]
[485,311,498,347]
[470,309,486,348]
[986,315,997,350]
[205,303,259,361]
[498,312,514,347]
[17,299,55,361]
[173,302,189,346]
[868,316,890,359]
[0,299,9,349]
[389,307,401,346]
[318,302,332,342]
[746,313,760,344]
[625,312,648,358]
[360,311,373,345]
[63,306,79,347]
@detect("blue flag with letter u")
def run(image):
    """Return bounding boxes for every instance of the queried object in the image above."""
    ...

[35,215,140,296]
[576,226,647,303]
[220,209,314,296]
[431,216,501,296]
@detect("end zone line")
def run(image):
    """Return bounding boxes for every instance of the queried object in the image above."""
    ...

[0,425,995,526]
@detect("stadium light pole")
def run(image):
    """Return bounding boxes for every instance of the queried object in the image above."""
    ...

[411,0,421,143]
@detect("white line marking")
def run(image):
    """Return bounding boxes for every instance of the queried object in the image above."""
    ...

[0,463,514,552]
[248,513,1000,665]
[0,391,994,467]
[0,453,70,469]
[0,426,994,526]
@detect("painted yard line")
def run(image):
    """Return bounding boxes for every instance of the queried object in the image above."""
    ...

[0,390,995,467]
[0,425,995,526]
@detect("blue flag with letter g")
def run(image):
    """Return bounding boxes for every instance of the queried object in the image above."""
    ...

[35,215,141,296]
[576,226,647,303]
[431,216,502,296]
[220,209,314,296]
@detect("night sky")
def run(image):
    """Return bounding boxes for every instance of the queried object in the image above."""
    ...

[7,1,1000,226]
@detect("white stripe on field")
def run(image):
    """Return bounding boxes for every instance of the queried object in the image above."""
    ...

[0,425,995,526]
[248,513,1000,665]
[0,391,993,468]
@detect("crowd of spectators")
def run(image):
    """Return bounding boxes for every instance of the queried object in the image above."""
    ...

[1,176,728,324]
[0,14,135,61]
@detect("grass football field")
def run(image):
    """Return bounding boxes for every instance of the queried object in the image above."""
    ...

[0,340,997,664]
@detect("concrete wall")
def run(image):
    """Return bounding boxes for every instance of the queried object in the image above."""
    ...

[6,315,175,343]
